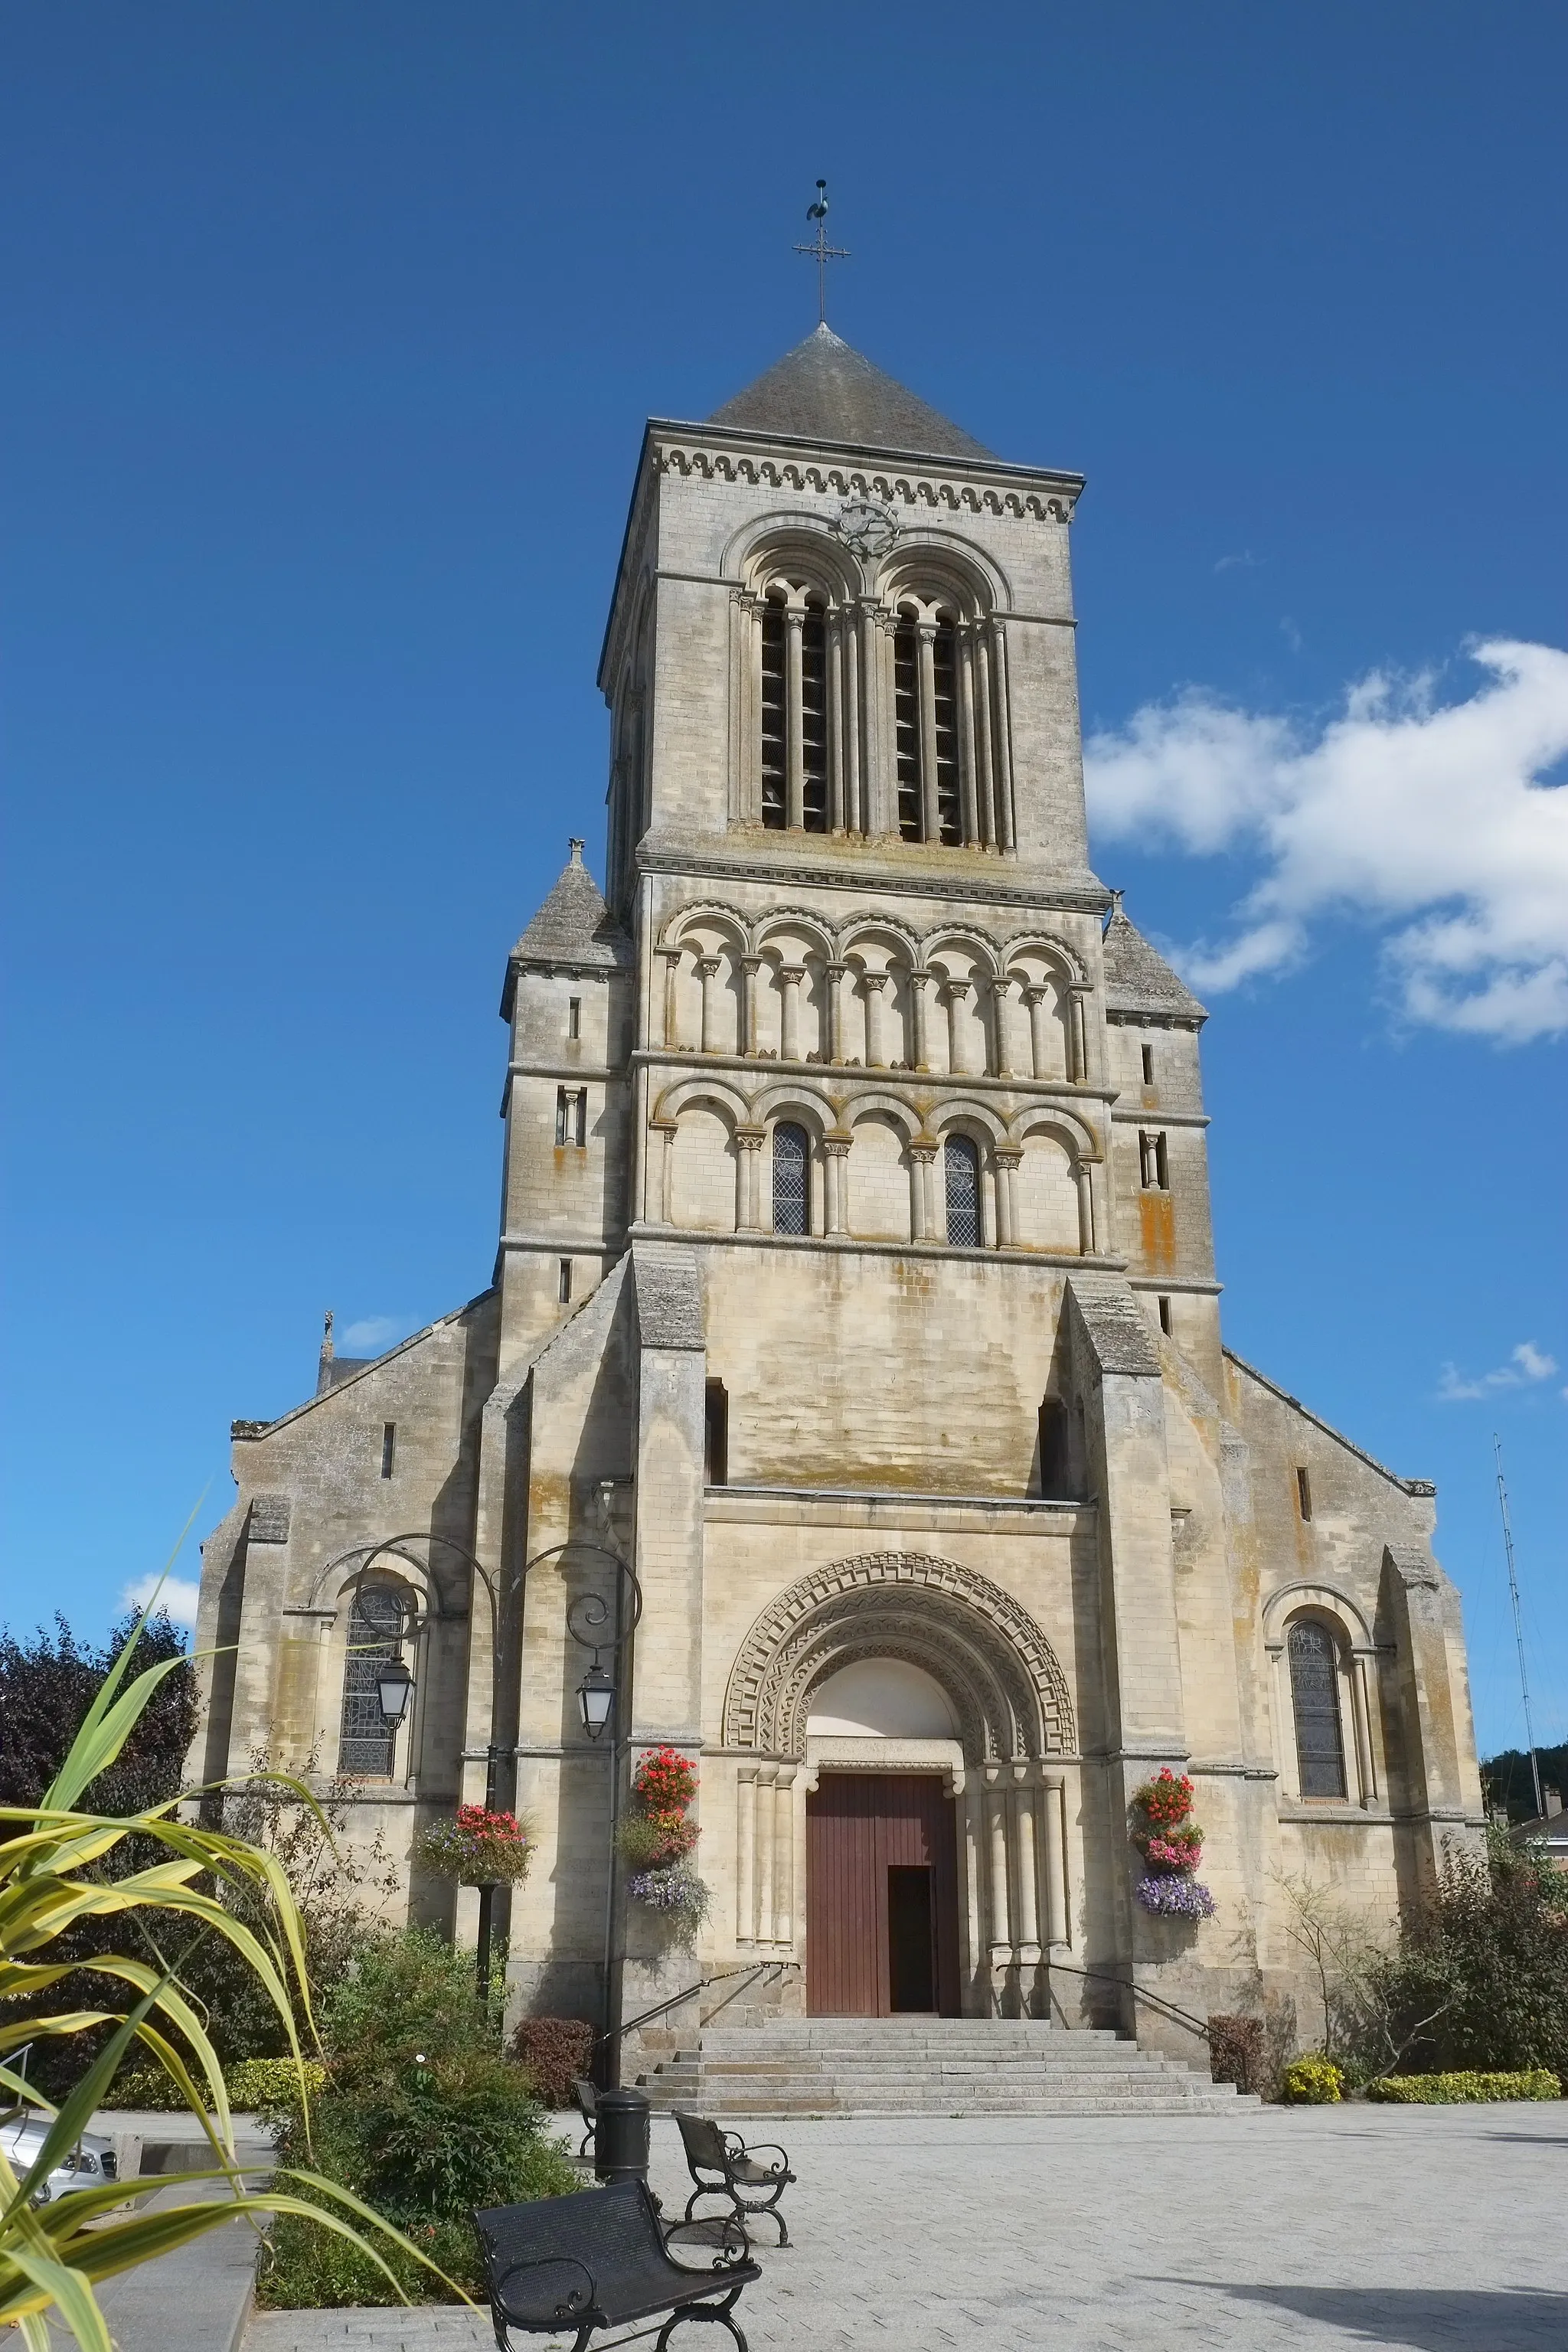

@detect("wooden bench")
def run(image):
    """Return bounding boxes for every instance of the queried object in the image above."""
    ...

[673,2113,795,2248]
[474,2178,760,2352]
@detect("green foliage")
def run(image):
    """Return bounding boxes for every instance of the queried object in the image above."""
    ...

[1281,2053,1344,2104]
[1366,2069,1561,2103]
[613,1811,697,1869]
[109,2058,327,2114]
[260,2214,483,2309]
[259,1929,577,2308]
[1364,1827,1568,2080]
[1480,1743,1568,1824]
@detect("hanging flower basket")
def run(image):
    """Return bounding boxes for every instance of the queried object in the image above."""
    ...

[1129,1771,1214,1918]
[414,1804,534,1886]
[622,1747,709,1925]
[1135,1873,1217,1920]
[626,1865,710,1924]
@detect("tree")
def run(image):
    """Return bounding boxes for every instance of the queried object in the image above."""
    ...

[1368,1826,1568,2079]
[1480,1742,1568,1823]
[0,1612,196,1818]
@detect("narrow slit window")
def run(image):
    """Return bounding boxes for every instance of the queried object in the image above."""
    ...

[1037,1398,1071,1498]
[1288,1620,1348,1799]
[1158,1296,1172,1336]
[558,1258,573,1304]
[773,1121,809,1236]
[799,604,828,832]
[760,598,787,828]
[567,996,581,1040]
[1296,1466,1312,1521]
[932,620,962,844]
[1141,1042,1155,1085]
[704,1379,729,1487]
[338,1583,404,1777]
[893,620,923,840]
[945,1134,982,1248]
[380,1423,396,1480]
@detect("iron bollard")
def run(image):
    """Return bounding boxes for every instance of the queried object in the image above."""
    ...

[593,2086,651,2186]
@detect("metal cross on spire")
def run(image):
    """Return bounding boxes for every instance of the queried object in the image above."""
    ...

[793,179,849,325]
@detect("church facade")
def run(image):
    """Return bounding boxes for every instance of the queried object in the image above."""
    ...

[193,325,1484,2059]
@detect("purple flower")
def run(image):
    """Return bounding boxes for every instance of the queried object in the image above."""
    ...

[1135,1873,1217,1919]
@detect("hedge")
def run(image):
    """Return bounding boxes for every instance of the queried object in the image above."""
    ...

[1367,2069,1561,2104]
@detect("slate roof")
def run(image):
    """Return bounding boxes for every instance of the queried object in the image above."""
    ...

[1102,908,1207,1021]
[511,841,632,969]
[707,323,995,463]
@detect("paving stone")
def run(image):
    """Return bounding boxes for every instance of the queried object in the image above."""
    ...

[242,2102,1566,2352]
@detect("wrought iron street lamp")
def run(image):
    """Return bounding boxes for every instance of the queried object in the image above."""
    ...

[577,1660,615,1740]
[375,1656,414,1726]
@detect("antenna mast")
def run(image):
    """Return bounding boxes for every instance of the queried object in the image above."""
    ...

[1494,1432,1544,1821]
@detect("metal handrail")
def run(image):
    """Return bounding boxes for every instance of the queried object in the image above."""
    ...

[600,1960,784,2050]
[1045,1958,1212,2040]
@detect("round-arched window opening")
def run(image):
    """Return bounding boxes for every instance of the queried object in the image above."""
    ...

[773,1120,810,1236]
[338,1582,407,1778]
[944,1134,981,1248]
[1288,1619,1348,1799]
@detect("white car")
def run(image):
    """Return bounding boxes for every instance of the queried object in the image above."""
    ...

[0,2112,119,2206]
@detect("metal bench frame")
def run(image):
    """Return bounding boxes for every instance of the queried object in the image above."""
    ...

[475,2177,760,2352]
[672,2112,794,2249]
[571,2075,598,2160]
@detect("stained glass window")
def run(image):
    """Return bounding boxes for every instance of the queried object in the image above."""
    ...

[773,1122,809,1236]
[945,1135,981,1248]
[338,1583,406,1778]
[1289,1620,1348,1800]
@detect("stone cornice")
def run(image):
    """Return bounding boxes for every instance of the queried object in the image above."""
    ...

[635,840,1112,916]
[632,1044,1113,1104]
[645,416,1083,522]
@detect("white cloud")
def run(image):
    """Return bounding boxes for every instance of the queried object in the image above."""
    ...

[1436,1341,1560,1403]
[340,1315,407,1351]
[122,1573,201,1628]
[1214,550,1261,573]
[1083,640,1568,1042]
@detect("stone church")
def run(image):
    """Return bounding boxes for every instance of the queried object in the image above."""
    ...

[194,322,1484,2070]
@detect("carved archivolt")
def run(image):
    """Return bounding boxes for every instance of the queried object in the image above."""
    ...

[723,1551,1076,1761]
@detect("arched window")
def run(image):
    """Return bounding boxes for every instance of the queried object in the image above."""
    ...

[945,1134,981,1247]
[773,1121,809,1236]
[338,1583,406,1777]
[1288,1620,1348,1799]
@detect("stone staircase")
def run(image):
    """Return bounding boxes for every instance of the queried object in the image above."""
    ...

[634,2017,1255,2117]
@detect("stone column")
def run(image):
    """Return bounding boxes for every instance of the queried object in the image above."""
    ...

[991,975,1016,1078]
[785,610,805,830]
[985,1766,1012,1951]
[1043,1771,1070,1946]
[735,1764,758,1944]
[822,1136,851,1235]
[697,956,720,1055]
[660,949,682,1049]
[1351,1651,1379,1805]
[917,621,940,843]
[993,1147,1021,1249]
[1024,985,1052,1080]
[779,965,805,1063]
[843,614,863,835]
[863,971,889,1067]
[910,1142,938,1241]
[740,956,763,1056]
[974,626,998,847]
[988,620,1014,851]
[735,1128,766,1231]
[957,624,980,846]
[961,1776,986,2011]
[1012,1767,1042,1998]
[943,978,972,1074]
[827,616,844,832]
[649,1119,677,1223]
[754,1765,778,1944]
[826,962,849,1064]
[910,971,933,1071]
[773,1766,797,1945]
[1068,986,1089,1084]
[1085,1158,1106,1256]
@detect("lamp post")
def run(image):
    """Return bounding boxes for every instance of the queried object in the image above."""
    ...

[351,1529,643,2028]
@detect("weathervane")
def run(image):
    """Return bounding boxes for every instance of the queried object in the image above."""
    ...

[794,179,849,325]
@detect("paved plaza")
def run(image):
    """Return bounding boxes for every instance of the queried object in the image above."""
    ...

[245,2102,1567,2352]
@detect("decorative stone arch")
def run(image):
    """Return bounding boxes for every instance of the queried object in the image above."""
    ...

[998,929,1088,989]
[727,516,863,606]
[840,1089,923,1142]
[659,903,750,956]
[922,926,1004,980]
[747,1080,836,1136]
[837,913,922,971]
[1008,1106,1101,1256]
[650,1074,749,1130]
[753,906,839,963]
[925,1094,1011,1148]
[723,1552,1076,1762]
[1263,1579,1380,1810]
[1008,1104,1100,1162]
[876,533,1008,619]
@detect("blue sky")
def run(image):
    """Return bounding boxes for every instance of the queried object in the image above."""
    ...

[2,4,1563,1760]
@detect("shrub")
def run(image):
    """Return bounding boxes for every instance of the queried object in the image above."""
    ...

[228,2059,327,2114]
[1364,1828,1568,2082]
[1282,2053,1344,2104]
[1207,2013,1266,2096]
[259,1929,577,2308]
[615,1811,698,1869]
[508,2017,596,2107]
[1366,2069,1561,2104]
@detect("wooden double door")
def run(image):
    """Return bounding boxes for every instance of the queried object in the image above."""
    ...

[805,1772,962,2017]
